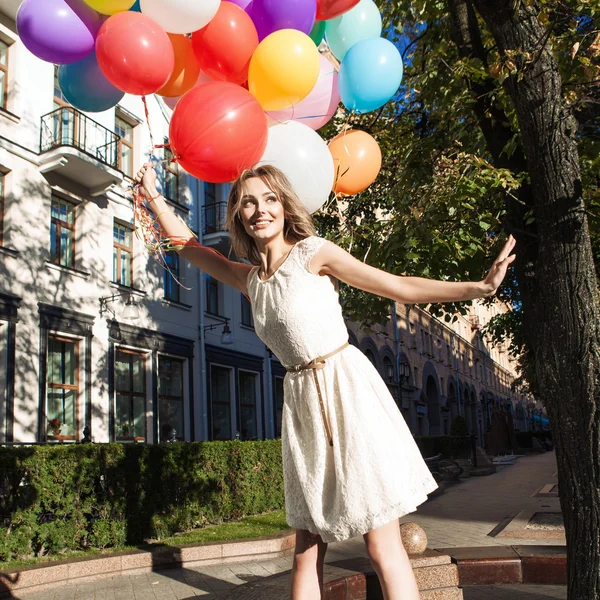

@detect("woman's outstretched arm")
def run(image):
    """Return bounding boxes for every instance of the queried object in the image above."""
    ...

[135,163,252,294]
[313,236,516,304]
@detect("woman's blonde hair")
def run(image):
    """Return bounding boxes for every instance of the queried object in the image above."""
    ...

[225,165,316,265]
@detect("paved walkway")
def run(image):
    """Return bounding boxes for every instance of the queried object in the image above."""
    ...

[6,452,564,600]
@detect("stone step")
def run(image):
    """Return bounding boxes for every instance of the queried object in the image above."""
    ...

[414,562,460,590]
[421,588,464,599]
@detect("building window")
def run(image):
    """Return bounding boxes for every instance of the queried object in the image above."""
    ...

[115,113,134,177]
[115,349,146,441]
[211,365,232,440]
[163,145,179,202]
[0,40,8,110]
[113,220,133,286]
[273,375,284,438]
[158,356,184,442]
[241,295,253,327]
[238,371,258,440]
[0,172,4,246]
[50,195,75,267]
[164,250,180,302]
[47,336,79,439]
[204,182,218,232]
[364,348,376,366]
[206,275,220,315]
[383,356,394,380]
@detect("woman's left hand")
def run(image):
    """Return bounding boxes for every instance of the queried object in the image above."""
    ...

[481,235,517,297]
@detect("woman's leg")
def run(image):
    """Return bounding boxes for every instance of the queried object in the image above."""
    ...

[363,520,420,600]
[290,528,328,599]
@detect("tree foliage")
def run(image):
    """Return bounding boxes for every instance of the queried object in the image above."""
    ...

[315,0,599,392]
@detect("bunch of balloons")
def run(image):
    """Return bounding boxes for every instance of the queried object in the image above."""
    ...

[16,0,403,209]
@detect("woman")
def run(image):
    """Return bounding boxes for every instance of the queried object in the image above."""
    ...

[135,162,516,600]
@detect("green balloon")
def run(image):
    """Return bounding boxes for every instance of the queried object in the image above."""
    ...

[309,20,327,46]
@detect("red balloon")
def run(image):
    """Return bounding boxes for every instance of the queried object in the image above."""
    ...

[191,2,258,85]
[169,82,268,183]
[96,12,174,96]
[316,0,360,20]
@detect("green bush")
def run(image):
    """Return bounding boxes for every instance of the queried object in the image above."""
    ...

[450,415,469,438]
[0,441,284,562]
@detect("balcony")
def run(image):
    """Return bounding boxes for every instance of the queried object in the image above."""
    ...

[202,202,230,254]
[39,107,123,195]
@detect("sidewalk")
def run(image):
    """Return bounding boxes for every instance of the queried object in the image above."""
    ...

[5,452,563,600]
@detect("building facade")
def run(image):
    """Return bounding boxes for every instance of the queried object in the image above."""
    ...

[0,3,542,449]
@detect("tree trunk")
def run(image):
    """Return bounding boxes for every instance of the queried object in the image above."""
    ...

[471,2,600,598]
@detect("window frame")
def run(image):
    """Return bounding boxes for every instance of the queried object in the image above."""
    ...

[113,219,134,287]
[46,335,80,441]
[115,111,135,178]
[114,347,147,442]
[206,274,220,316]
[50,194,76,268]
[158,355,185,442]
[0,172,4,247]
[163,250,180,302]
[0,39,8,111]
[237,369,259,441]
[240,294,253,327]
[163,145,180,202]
[210,364,233,441]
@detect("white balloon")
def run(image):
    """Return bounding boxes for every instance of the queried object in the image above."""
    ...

[258,121,334,214]
[140,0,220,34]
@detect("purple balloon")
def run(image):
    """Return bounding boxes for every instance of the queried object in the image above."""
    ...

[225,0,252,9]
[17,0,103,64]
[249,0,316,41]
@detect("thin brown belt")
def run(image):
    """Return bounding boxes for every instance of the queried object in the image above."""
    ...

[286,342,349,448]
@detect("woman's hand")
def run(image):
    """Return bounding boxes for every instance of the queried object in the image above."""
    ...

[481,235,517,297]
[134,162,158,198]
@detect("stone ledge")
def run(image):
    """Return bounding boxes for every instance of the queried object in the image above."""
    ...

[0,529,296,596]
[441,545,566,586]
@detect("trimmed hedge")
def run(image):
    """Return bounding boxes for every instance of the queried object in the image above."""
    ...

[413,435,472,460]
[0,441,284,562]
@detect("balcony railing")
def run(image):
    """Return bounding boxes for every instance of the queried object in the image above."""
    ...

[202,202,228,236]
[40,107,120,170]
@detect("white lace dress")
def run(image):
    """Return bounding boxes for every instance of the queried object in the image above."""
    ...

[246,236,438,543]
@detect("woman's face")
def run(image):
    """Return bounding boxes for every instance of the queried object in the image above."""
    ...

[239,177,286,242]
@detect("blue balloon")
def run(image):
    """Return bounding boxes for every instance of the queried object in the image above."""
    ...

[324,0,381,61]
[338,37,403,114]
[58,52,124,113]
[130,0,141,11]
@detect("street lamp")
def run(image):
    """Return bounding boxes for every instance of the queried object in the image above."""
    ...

[204,316,234,345]
[99,291,140,320]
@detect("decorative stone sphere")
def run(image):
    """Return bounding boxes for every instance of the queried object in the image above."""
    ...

[400,522,428,555]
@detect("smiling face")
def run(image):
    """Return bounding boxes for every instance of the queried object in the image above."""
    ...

[239,177,286,243]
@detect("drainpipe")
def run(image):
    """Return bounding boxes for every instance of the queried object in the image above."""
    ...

[196,176,208,440]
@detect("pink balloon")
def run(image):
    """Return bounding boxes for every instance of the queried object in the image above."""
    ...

[266,54,339,130]
[160,71,212,109]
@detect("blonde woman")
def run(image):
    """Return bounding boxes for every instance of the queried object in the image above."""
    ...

[135,163,516,600]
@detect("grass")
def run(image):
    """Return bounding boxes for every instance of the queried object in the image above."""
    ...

[0,509,289,572]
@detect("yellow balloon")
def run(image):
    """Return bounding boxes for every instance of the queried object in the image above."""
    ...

[83,0,135,15]
[248,29,320,112]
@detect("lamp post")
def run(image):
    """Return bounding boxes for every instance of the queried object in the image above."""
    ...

[99,291,140,319]
[203,316,234,345]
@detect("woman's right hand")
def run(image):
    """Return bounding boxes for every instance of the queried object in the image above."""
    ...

[134,162,158,199]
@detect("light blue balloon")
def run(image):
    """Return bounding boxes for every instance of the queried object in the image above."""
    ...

[339,37,403,114]
[324,0,382,61]
[58,52,124,113]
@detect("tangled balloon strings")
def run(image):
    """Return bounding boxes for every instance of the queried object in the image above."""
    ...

[130,95,199,289]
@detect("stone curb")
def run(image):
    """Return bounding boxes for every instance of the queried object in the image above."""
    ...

[443,545,567,586]
[0,529,296,596]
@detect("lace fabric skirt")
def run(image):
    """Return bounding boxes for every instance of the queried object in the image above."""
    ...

[281,345,438,543]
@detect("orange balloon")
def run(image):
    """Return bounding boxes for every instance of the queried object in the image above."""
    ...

[328,129,382,195]
[157,34,200,98]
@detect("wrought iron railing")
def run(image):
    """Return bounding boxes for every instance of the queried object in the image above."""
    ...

[202,202,228,235]
[40,107,120,170]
